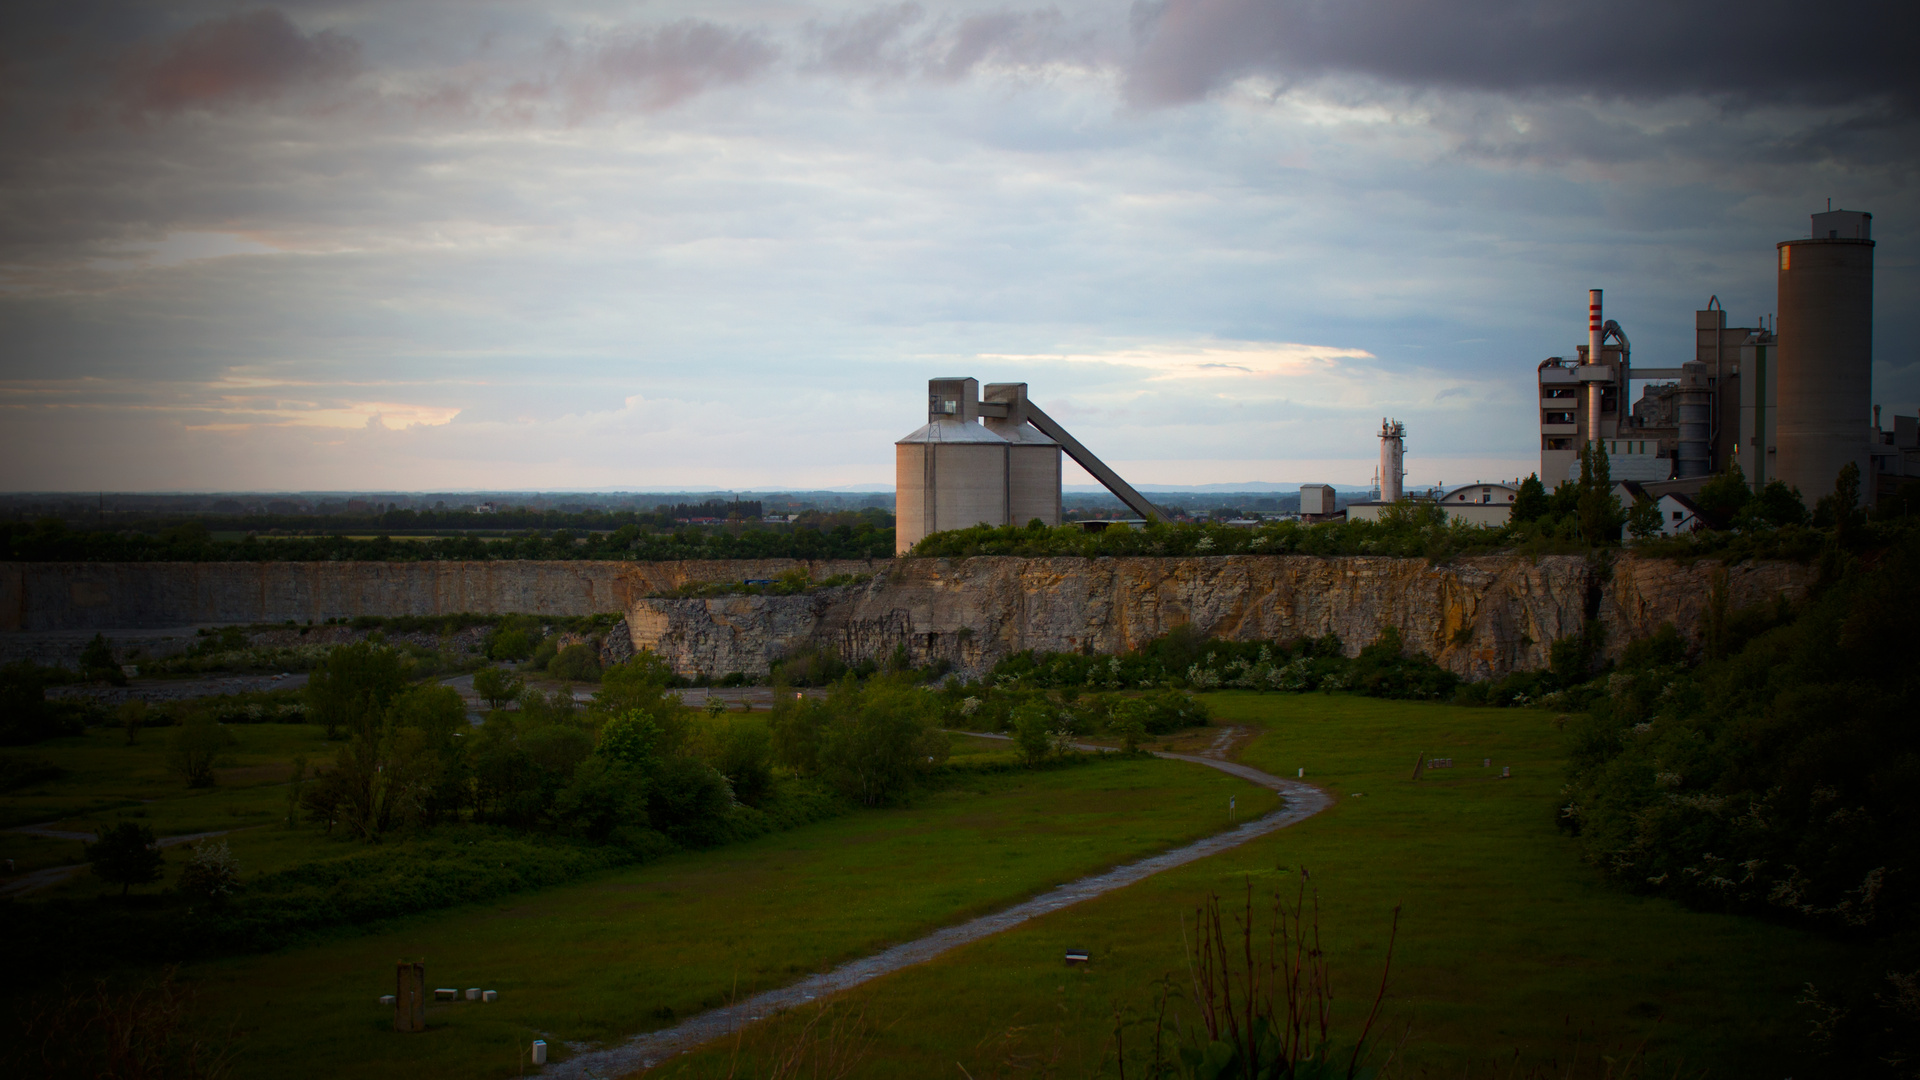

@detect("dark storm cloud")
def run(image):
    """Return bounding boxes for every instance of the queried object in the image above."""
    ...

[1124,0,1919,111]
[112,8,360,116]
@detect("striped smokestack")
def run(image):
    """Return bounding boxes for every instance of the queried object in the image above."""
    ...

[1586,289,1603,446]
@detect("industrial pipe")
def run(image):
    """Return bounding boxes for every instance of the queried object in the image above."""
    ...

[1587,289,1603,446]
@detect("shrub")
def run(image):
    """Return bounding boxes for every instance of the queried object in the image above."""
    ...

[711,718,774,805]
[177,839,242,908]
[473,666,524,709]
[166,717,235,788]
[815,679,951,805]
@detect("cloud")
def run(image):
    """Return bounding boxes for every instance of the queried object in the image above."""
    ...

[1123,0,1918,112]
[807,4,1095,82]
[981,340,1374,380]
[113,8,360,116]
[561,19,778,114]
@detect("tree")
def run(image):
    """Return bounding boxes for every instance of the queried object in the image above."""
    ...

[1510,473,1550,523]
[1627,495,1664,540]
[80,633,124,683]
[816,680,950,805]
[1814,461,1864,539]
[117,699,148,745]
[473,666,524,710]
[1011,698,1053,767]
[1695,459,1751,529]
[549,643,602,682]
[305,640,406,740]
[1742,479,1811,529]
[166,715,235,787]
[86,822,164,896]
[712,717,773,804]
[1575,442,1624,544]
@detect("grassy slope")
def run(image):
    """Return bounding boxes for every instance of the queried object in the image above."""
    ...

[171,744,1266,1079]
[660,694,1865,1079]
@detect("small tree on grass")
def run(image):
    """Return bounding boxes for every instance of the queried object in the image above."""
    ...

[117,699,148,745]
[86,822,163,897]
[166,716,235,788]
[473,666,524,710]
[1011,699,1053,767]
[177,839,242,908]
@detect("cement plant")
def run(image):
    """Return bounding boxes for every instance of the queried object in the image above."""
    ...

[2,12,1915,1076]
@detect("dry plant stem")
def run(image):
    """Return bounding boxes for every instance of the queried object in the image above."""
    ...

[1347,903,1401,1080]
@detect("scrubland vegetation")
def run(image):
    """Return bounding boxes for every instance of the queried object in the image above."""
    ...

[0,511,894,562]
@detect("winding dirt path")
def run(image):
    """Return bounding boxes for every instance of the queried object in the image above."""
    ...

[546,726,1327,1078]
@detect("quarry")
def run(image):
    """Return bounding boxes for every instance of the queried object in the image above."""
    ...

[3,552,1811,682]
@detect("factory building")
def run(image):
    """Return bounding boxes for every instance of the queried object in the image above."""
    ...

[1538,208,1896,508]
[895,378,1158,553]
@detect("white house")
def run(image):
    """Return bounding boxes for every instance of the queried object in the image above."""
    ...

[1438,481,1519,526]
[1614,481,1704,536]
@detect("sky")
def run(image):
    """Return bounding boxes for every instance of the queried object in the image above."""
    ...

[1,0,1914,493]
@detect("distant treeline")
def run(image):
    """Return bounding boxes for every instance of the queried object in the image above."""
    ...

[0,513,894,562]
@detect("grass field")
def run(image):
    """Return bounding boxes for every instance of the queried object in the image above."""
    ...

[157,743,1266,1079]
[656,694,1865,1079]
[1,724,327,879]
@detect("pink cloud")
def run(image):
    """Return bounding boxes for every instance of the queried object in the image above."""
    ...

[116,8,359,115]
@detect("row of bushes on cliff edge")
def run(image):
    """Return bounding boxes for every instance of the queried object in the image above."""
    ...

[914,446,1911,564]
[0,517,892,562]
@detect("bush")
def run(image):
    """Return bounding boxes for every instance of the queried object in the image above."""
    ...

[166,717,236,788]
[177,839,242,908]
[548,642,602,682]
[473,665,524,709]
[811,679,951,805]
[1560,529,1920,935]
[710,717,774,805]
[0,664,83,746]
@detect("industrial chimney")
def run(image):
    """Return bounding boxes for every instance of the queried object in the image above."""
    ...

[1378,418,1405,503]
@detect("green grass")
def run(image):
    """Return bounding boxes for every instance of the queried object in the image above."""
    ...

[159,748,1259,1079]
[656,694,1866,1078]
[1,724,330,881]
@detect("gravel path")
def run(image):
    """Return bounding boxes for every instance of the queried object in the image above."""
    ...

[545,727,1327,1078]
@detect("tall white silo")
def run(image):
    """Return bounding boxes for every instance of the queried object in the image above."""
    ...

[983,382,1062,528]
[895,378,1011,554]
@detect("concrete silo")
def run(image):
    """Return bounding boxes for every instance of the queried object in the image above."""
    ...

[983,382,1062,528]
[1776,209,1874,505]
[1675,362,1713,478]
[1377,418,1405,502]
[895,378,1010,554]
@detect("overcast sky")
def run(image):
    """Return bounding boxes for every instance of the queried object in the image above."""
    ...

[2,0,1914,492]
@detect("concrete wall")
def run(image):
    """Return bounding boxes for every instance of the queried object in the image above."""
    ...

[0,560,882,632]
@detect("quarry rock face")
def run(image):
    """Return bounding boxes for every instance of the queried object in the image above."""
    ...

[625,555,1815,680]
[2,554,1814,681]
[0,559,881,632]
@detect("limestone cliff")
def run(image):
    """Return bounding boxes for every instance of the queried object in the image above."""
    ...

[626,554,1814,680]
[2,554,1815,683]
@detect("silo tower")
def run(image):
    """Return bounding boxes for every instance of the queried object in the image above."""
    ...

[1776,208,1874,506]
[1378,418,1406,503]
[895,378,1010,552]
[983,383,1062,528]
